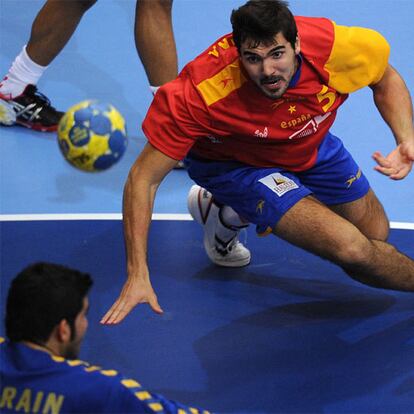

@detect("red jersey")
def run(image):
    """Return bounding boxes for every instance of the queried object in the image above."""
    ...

[143,16,390,171]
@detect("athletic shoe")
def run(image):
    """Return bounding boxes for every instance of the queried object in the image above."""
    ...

[0,84,64,132]
[0,99,16,126]
[187,184,251,267]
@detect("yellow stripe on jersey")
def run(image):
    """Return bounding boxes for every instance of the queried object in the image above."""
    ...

[67,359,84,367]
[84,365,101,372]
[135,391,151,400]
[100,369,118,376]
[149,402,164,411]
[196,59,246,106]
[0,337,5,344]
[325,22,390,93]
[121,379,141,388]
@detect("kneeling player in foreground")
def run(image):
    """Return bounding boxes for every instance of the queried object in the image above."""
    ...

[1,262,209,413]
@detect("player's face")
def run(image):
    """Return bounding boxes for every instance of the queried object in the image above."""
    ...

[240,32,300,99]
[64,297,89,359]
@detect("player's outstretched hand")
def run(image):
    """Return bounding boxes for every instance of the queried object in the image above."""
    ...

[100,275,163,325]
[372,141,414,180]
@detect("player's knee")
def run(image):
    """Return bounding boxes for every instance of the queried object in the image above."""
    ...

[375,220,390,242]
[332,237,374,269]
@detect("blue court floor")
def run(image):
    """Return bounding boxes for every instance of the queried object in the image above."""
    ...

[1,0,414,412]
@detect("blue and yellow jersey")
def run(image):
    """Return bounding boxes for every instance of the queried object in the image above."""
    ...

[143,16,390,171]
[0,338,209,414]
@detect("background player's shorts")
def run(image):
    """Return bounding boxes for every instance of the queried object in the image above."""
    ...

[186,132,370,235]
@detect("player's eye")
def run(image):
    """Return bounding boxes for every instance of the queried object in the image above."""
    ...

[245,55,261,64]
[271,51,283,59]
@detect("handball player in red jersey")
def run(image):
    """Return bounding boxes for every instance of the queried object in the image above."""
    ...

[102,0,414,325]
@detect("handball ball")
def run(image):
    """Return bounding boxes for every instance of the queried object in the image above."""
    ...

[57,100,128,172]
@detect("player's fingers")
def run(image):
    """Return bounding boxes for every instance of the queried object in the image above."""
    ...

[105,300,136,325]
[374,165,397,176]
[148,295,164,314]
[372,152,391,167]
[100,299,122,324]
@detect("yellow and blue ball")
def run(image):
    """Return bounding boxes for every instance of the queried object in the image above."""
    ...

[57,100,128,172]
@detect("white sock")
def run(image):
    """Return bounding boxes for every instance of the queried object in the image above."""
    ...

[215,205,248,243]
[220,205,248,228]
[149,85,160,96]
[0,46,47,98]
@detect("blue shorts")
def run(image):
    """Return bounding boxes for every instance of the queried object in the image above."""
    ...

[186,133,370,235]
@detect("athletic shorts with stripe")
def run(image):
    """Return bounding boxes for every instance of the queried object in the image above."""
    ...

[185,132,370,236]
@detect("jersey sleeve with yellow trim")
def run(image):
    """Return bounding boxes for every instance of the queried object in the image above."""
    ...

[324,22,390,93]
[143,73,209,160]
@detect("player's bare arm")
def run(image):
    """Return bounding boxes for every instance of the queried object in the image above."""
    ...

[101,143,178,324]
[370,64,414,179]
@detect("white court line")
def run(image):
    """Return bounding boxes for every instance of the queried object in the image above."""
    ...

[0,214,413,230]
[0,213,192,221]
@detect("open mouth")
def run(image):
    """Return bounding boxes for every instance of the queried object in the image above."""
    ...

[261,77,284,91]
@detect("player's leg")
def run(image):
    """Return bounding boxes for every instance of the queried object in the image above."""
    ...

[26,0,98,66]
[328,188,390,241]
[134,0,178,90]
[274,196,414,291]
[135,0,182,167]
[188,184,251,267]
[0,0,97,131]
[300,132,390,242]
[186,157,313,268]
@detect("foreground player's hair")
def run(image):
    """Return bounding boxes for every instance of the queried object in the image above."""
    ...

[5,262,93,343]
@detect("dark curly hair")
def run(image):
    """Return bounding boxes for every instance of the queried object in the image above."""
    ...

[5,262,93,343]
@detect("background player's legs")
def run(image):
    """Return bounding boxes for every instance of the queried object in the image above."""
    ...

[26,0,98,67]
[0,0,97,130]
[134,0,181,166]
[274,195,414,290]
[134,0,178,89]
[1,0,97,97]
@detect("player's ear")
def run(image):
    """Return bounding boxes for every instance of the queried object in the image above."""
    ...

[294,35,301,55]
[56,319,72,343]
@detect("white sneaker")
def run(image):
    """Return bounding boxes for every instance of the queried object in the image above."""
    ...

[187,184,251,267]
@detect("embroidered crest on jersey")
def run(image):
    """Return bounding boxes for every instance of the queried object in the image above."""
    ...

[259,173,299,196]
[288,112,332,140]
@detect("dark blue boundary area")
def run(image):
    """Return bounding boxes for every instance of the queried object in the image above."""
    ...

[1,220,413,412]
